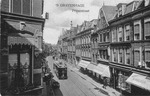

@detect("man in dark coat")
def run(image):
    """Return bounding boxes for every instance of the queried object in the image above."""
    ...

[103,77,107,89]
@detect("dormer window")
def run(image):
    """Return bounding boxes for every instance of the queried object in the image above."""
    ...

[118,7,122,17]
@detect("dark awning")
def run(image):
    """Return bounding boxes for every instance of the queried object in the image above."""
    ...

[8,36,35,46]
[6,20,35,35]
[6,20,39,46]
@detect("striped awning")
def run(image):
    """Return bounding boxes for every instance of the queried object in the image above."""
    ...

[8,36,35,46]
[87,63,96,71]
[126,73,150,91]
[6,20,39,46]
[93,64,110,78]
[78,60,90,69]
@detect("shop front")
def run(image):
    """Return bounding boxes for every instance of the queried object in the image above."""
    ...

[110,67,131,94]
[126,73,150,95]
[87,63,96,77]
[93,64,111,84]
[5,20,43,95]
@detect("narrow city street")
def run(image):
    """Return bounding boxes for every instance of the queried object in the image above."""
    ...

[46,56,109,96]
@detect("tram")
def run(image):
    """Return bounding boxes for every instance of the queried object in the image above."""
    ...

[53,60,67,79]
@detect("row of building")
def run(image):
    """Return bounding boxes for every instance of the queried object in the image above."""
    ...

[57,0,150,95]
[0,0,46,95]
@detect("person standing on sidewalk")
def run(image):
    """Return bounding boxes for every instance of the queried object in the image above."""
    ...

[103,77,107,89]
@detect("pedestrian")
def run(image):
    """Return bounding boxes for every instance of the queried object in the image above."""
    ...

[103,77,107,89]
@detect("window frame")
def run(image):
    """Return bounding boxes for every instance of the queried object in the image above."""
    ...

[144,17,150,40]
[134,20,141,41]
[124,24,130,41]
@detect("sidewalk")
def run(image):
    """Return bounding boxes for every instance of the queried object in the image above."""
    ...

[68,65,122,96]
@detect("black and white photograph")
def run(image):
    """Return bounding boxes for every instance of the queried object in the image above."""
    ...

[0,0,150,96]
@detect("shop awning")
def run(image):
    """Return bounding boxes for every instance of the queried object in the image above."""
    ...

[8,36,35,46]
[78,60,90,69]
[87,63,96,71]
[126,73,150,91]
[93,64,110,78]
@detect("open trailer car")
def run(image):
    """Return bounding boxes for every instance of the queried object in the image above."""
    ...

[53,60,67,79]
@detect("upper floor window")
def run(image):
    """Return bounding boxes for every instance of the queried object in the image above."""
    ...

[106,32,109,42]
[99,34,102,42]
[125,48,130,65]
[112,48,117,62]
[112,28,117,42]
[118,49,123,63]
[12,0,32,15]
[124,25,130,41]
[103,33,106,42]
[118,27,123,42]
[144,18,150,40]
[134,48,141,67]
[2,0,42,17]
[134,21,141,41]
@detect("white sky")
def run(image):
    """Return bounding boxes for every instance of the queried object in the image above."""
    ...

[43,0,132,44]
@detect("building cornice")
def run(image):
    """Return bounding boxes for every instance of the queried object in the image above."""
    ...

[1,11,45,23]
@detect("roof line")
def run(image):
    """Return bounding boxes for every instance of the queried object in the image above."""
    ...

[101,7,109,26]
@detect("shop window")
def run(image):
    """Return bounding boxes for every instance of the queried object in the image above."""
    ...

[134,24,140,41]
[8,53,30,88]
[144,22,150,40]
